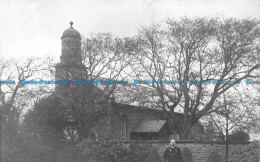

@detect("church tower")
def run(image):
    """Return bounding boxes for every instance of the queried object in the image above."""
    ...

[55,22,86,89]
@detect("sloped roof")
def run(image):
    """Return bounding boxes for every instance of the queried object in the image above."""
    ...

[133,120,166,133]
[96,78,184,113]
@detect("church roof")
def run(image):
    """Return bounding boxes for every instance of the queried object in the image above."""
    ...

[61,22,81,39]
[133,120,167,133]
[96,78,184,113]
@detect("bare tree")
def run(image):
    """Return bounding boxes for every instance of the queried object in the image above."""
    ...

[81,33,133,96]
[208,90,259,162]
[0,57,44,143]
[129,17,260,139]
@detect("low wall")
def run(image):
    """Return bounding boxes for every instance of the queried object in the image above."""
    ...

[119,140,260,162]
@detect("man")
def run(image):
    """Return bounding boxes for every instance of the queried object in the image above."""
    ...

[163,139,183,162]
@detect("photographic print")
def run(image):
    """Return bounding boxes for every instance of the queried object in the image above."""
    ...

[1,0,260,161]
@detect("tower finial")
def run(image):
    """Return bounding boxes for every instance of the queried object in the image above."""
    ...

[70,21,73,28]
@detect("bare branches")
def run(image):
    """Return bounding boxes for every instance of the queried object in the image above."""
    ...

[81,34,133,98]
[0,57,45,108]
[128,17,260,139]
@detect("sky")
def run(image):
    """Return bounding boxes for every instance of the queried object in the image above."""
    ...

[0,0,260,59]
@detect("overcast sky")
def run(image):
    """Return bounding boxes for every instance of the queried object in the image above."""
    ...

[1,0,260,59]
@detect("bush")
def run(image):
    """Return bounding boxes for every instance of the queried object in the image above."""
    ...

[229,129,250,142]
[1,136,56,162]
[75,139,156,162]
[146,148,163,162]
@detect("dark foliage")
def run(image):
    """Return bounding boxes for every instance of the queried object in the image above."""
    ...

[229,129,250,142]
[75,138,156,162]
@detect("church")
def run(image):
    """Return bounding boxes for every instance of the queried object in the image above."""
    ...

[48,22,203,142]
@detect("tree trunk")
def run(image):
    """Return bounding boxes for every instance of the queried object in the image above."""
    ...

[78,127,85,142]
[179,125,190,140]
[224,94,229,162]
[225,109,229,162]
[225,132,229,162]
[167,117,191,140]
[78,124,91,142]
[77,121,87,142]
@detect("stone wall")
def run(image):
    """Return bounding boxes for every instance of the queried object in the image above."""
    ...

[120,140,260,162]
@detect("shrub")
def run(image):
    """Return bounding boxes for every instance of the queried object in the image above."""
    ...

[1,137,56,162]
[75,139,156,162]
[229,129,250,142]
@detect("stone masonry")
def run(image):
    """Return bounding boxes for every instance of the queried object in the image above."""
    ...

[120,140,260,162]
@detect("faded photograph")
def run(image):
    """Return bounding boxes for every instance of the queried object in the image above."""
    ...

[1,0,260,161]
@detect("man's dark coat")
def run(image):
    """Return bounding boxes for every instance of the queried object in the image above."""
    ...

[163,146,182,162]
